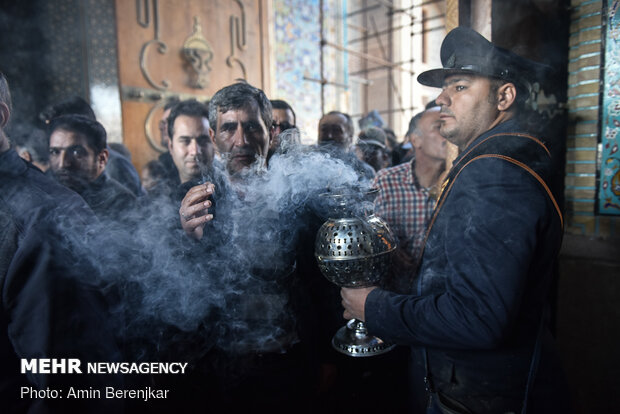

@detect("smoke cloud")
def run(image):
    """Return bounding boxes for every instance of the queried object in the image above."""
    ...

[55,140,372,363]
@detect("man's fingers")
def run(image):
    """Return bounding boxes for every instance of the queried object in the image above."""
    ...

[180,183,215,221]
[181,199,212,219]
[183,184,213,205]
[185,214,213,227]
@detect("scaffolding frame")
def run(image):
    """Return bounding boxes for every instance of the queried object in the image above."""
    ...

[315,0,445,130]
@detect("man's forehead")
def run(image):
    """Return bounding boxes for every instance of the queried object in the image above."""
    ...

[173,114,209,131]
[320,113,346,125]
[217,102,262,123]
[49,128,89,146]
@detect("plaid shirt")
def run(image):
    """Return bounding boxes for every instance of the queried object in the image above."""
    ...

[373,158,436,260]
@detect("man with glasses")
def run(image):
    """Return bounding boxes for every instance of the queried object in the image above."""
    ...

[268,99,296,159]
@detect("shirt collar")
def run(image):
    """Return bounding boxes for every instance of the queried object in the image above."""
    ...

[409,157,430,194]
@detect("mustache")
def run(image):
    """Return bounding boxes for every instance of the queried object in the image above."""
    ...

[440,107,455,117]
[53,169,82,179]
[229,148,257,159]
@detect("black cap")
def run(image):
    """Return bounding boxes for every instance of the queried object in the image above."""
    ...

[417,27,543,92]
[358,127,387,149]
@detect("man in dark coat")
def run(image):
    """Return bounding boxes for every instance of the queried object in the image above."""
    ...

[341,27,570,413]
[0,73,122,413]
[162,99,219,204]
[157,97,181,186]
[179,82,317,413]
[40,95,144,197]
[317,111,376,181]
[47,114,137,222]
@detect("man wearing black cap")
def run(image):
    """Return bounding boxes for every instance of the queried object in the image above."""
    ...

[340,27,569,413]
[355,126,391,172]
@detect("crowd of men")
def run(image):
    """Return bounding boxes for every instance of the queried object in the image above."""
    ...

[1,27,570,414]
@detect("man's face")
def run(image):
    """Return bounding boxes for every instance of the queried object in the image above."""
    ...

[49,128,105,192]
[358,144,390,172]
[269,108,295,149]
[435,74,499,151]
[410,108,448,161]
[159,107,172,147]
[213,102,270,177]
[168,115,214,184]
[318,113,351,149]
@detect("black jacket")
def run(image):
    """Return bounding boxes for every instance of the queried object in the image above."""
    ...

[80,172,138,222]
[0,149,123,413]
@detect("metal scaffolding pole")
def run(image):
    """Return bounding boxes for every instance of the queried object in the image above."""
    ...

[322,40,415,75]
[349,13,444,44]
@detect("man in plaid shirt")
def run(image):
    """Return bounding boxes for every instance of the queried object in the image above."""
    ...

[373,105,448,288]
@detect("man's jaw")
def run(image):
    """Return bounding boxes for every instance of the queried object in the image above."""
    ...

[53,170,89,192]
[225,152,267,179]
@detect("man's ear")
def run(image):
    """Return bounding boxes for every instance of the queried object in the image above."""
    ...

[17,148,33,162]
[209,127,215,144]
[497,83,517,111]
[0,102,10,128]
[410,132,421,149]
[98,148,109,168]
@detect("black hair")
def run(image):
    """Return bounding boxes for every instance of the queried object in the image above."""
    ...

[40,96,96,124]
[163,96,181,112]
[270,99,296,125]
[209,82,272,133]
[325,111,354,138]
[48,114,107,154]
[167,99,210,140]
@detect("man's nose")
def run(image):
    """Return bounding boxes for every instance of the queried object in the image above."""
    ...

[187,139,198,156]
[58,151,71,169]
[232,124,248,147]
[436,89,449,106]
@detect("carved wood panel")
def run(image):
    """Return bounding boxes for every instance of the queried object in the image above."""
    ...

[114,0,272,173]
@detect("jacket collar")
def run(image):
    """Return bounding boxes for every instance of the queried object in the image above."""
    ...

[0,149,29,177]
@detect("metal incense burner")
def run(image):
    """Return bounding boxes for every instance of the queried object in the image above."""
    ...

[314,188,397,357]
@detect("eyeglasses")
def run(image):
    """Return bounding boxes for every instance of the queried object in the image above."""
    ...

[271,122,295,132]
[319,124,346,136]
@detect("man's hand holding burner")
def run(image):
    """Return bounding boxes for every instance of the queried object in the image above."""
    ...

[341,286,377,321]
